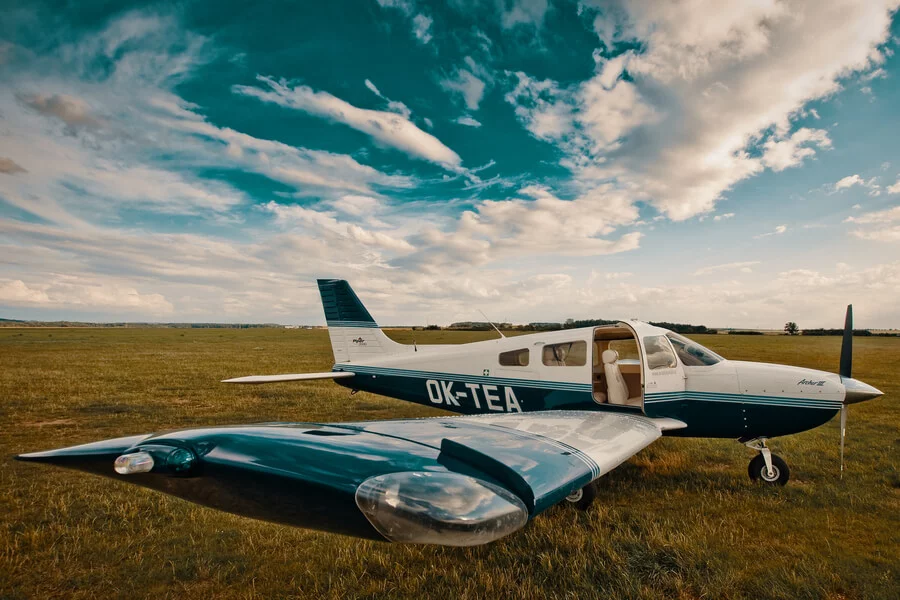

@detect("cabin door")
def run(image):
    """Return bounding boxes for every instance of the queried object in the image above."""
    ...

[633,328,686,399]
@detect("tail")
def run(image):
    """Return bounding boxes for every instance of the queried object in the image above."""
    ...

[317,279,405,363]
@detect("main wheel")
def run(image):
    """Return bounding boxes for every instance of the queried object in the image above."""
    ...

[565,483,597,510]
[748,453,790,486]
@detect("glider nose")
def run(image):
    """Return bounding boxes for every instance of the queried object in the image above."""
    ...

[842,377,883,405]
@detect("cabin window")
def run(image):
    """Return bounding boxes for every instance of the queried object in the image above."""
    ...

[542,341,587,367]
[499,348,530,367]
[666,332,723,366]
[643,335,677,370]
[609,339,640,361]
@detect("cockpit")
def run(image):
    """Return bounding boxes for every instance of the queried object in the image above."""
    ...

[591,325,724,408]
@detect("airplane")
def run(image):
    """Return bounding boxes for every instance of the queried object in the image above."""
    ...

[17,279,885,547]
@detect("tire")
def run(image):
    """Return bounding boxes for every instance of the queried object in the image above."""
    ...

[748,453,790,486]
[565,482,597,510]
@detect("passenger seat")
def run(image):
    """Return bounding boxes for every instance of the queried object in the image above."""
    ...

[602,349,642,407]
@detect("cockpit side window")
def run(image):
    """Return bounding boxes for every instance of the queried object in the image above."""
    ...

[665,332,723,366]
[643,335,677,370]
[542,341,587,366]
[499,348,529,367]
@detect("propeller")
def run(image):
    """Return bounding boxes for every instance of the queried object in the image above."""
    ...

[839,304,852,479]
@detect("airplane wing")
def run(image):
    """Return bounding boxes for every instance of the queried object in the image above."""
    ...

[17,411,684,547]
[221,371,355,384]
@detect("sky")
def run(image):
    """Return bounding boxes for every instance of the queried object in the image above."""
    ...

[1,0,899,328]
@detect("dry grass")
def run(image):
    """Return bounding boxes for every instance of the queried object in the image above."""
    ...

[1,328,898,599]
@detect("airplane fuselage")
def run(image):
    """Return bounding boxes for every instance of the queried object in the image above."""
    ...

[330,323,848,439]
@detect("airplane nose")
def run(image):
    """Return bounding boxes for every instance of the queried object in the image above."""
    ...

[842,377,884,404]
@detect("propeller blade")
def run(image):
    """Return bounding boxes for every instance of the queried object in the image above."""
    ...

[840,304,853,379]
[840,404,847,479]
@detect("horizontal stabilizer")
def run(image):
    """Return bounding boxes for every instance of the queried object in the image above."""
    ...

[221,372,355,384]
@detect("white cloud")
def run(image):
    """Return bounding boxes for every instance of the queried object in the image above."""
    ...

[233,76,462,170]
[835,174,864,190]
[18,93,104,131]
[0,278,173,315]
[454,115,482,127]
[860,67,887,82]
[845,205,900,241]
[887,179,900,194]
[850,226,900,242]
[364,79,382,97]
[440,58,491,110]
[844,205,900,224]
[412,14,433,44]
[694,261,760,276]
[754,225,787,238]
[550,0,900,220]
[832,173,881,195]
[713,212,735,221]
[374,1,433,45]
[761,128,831,172]
[499,0,550,29]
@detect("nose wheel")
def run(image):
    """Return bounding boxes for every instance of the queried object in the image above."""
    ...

[743,438,790,486]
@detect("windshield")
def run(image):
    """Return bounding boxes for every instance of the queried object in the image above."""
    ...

[665,332,724,366]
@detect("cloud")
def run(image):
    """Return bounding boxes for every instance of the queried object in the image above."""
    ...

[440,57,492,110]
[0,157,27,174]
[835,174,863,190]
[264,201,414,253]
[374,1,433,45]
[844,205,900,224]
[713,212,735,221]
[845,205,900,242]
[832,173,882,195]
[887,179,900,194]
[233,76,462,170]
[398,184,643,272]
[694,261,760,276]
[499,0,550,29]
[860,67,887,82]
[412,14,433,44]
[850,227,900,242]
[754,225,787,239]
[18,93,104,131]
[454,115,482,127]
[0,278,173,315]
[364,79,382,97]
[545,0,900,220]
[761,128,831,172]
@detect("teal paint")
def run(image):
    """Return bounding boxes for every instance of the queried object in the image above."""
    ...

[337,366,841,439]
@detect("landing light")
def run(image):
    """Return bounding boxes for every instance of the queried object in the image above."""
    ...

[113,452,154,475]
[355,471,528,546]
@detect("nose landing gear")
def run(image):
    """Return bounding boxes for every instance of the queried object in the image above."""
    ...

[742,437,790,486]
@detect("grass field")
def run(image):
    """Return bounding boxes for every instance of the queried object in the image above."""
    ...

[1,328,898,599]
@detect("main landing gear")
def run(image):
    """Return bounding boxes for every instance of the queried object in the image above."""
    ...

[565,482,597,510]
[742,437,790,486]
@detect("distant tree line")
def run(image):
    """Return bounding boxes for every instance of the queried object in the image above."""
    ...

[445,318,717,334]
[800,328,883,337]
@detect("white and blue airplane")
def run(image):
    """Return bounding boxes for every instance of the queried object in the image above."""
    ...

[18,279,885,547]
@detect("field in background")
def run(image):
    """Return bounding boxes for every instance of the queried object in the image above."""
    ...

[1,328,897,599]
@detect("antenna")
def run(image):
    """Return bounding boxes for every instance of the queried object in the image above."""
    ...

[478,309,506,339]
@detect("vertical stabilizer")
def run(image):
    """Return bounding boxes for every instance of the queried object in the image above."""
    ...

[317,279,404,363]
